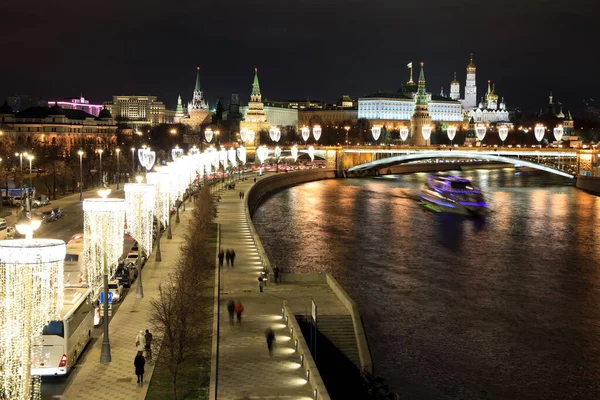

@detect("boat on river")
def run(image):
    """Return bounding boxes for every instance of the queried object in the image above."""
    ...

[420,174,489,216]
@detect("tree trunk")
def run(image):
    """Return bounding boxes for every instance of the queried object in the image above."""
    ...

[172,369,178,399]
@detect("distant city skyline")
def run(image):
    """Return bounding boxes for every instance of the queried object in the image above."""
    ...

[1,0,597,112]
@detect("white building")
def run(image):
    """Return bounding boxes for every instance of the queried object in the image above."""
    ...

[358,93,462,122]
[469,81,509,123]
[463,54,477,111]
[264,106,298,127]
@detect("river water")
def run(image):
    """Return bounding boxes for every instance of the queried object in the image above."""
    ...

[252,168,600,399]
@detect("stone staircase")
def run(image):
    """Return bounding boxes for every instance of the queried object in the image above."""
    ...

[316,314,361,367]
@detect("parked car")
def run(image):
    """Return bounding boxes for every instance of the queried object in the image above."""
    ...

[32,195,49,207]
[114,264,133,288]
[125,252,146,266]
[107,279,124,303]
[10,197,22,207]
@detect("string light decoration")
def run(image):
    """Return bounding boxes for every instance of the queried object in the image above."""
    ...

[240,128,248,143]
[146,172,171,228]
[189,146,200,155]
[257,146,269,163]
[312,125,322,142]
[269,126,281,142]
[228,148,237,167]
[205,128,214,143]
[291,145,299,162]
[237,146,247,165]
[553,125,564,142]
[83,192,126,291]
[399,127,409,142]
[475,124,487,141]
[274,146,282,158]
[422,125,432,141]
[219,148,228,169]
[301,126,310,142]
[171,147,184,161]
[308,145,315,162]
[498,125,509,144]
[447,126,457,142]
[124,183,156,256]
[137,148,156,170]
[371,126,382,141]
[246,129,256,145]
[0,239,65,400]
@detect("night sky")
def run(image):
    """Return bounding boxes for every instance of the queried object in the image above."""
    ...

[1,0,598,111]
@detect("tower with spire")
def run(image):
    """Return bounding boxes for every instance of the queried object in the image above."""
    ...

[180,67,210,129]
[410,62,433,146]
[240,68,270,146]
[188,67,208,112]
[463,53,477,111]
[450,72,460,100]
[174,95,185,123]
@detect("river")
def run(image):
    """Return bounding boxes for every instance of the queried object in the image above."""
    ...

[252,168,600,399]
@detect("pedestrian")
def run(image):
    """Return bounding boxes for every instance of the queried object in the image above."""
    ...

[225,249,231,267]
[235,300,244,324]
[230,249,236,267]
[135,330,145,352]
[258,275,264,292]
[241,191,245,199]
[265,328,276,356]
[227,299,235,325]
[134,351,145,385]
[253,177,256,183]
[144,329,153,360]
[273,265,280,284]
[218,250,224,268]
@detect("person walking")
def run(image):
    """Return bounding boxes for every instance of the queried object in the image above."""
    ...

[253,177,256,183]
[235,300,244,324]
[218,250,224,268]
[230,249,236,267]
[273,266,280,284]
[135,330,145,352]
[134,351,146,385]
[258,275,264,292]
[144,329,153,360]
[227,299,235,325]
[265,328,276,356]
[225,249,231,267]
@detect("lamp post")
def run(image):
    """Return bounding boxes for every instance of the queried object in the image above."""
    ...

[97,149,104,187]
[78,150,84,201]
[27,155,34,211]
[344,126,350,146]
[115,148,121,190]
[15,151,27,194]
[83,189,126,364]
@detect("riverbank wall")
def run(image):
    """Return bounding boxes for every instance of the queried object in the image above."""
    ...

[576,176,600,195]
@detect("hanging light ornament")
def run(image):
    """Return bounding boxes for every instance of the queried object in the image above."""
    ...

[228,148,237,167]
[171,147,184,161]
[240,128,248,143]
[447,126,457,142]
[534,124,546,143]
[301,126,310,142]
[553,125,564,142]
[291,145,299,161]
[124,182,156,257]
[145,172,170,228]
[274,146,282,158]
[371,125,382,141]
[498,125,509,144]
[237,146,247,165]
[257,146,269,163]
[399,127,409,142]
[83,191,126,292]
[246,129,256,144]
[205,128,214,143]
[209,147,219,171]
[0,239,64,400]
[219,148,228,169]
[189,146,199,155]
[475,124,487,141]
[308,145,315,162]
[312,125,322,142]
[422,125,432,141]
[269,126,281,143]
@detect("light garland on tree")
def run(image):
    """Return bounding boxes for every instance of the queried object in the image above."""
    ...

[269,126,281,142]
[239,128,248,143]
[219,148,228,169]
[83,194,126,292]
[246,129,256,145]
[0,239,65,400]
[553,125,563,142]
[124,183,156,256]
[146,172,171,228]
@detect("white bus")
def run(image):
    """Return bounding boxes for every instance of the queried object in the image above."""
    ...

[32,288,94,376]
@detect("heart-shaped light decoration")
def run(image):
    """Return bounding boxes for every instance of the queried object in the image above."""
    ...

[246,130,256,144]
[301,126,310,142]
[205,128,213,143]
[371,126,382,141]
[143,151,156,170]
[269,126,281,143]
[291,145,298,161]
[553,125,563,142]
[498,125,509,142]
[312,125,322,142]
[237,146,247,164]
[475,124,486,141]
[422,125,432,141]
[171,147,184,160]
[189,146,199,155]
[240,128,248,143]
[308,145,315,162]
[447,126,457,142]
[400,127,409,142]
[257,146,269,163]
[534,124,545,142]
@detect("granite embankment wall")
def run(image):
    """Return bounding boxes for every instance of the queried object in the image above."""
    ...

[576,176,600,195]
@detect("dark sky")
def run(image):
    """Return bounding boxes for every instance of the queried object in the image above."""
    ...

[1,0,598,112]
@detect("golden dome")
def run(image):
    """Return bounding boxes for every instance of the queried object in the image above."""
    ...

[466,53,476,71]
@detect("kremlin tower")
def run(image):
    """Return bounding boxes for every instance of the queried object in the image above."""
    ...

[240,68,270,147]
[182,67,210,129]
[463,54,477,111]
[410,62,433,146]
[450,72,460,100]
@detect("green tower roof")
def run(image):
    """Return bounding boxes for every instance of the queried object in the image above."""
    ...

[195,67,201,91]
[416,62,428,106]
[251,68,261,98]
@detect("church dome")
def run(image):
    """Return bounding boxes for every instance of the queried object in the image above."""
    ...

[556,105,565,118]
[98,107,112,119]
[451,72,460,85]
[466,53,476,71]
[499,97,506,110]
[0,101,13,115]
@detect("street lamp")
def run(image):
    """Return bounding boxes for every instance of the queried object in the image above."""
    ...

[344,126,350,146]
[27,155,34,211]
[98,149,104,187]
[78,150,84,200]
[130,147,135,179]
[15,151,27,192]
[170,129,177,135]
[115,148,121,190]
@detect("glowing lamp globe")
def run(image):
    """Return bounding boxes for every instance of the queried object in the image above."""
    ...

[475,124,487,141]
[0,239,65,400]
[205,128,214,143]
[498,125,509,142]
[274,146,282,158]
[240,128,248,143]
[301,126,310,142]
[422,125,432,141]
[308,145,315,162]
[291,145,299,161]
[447,126,457,142]
[554,125,564,142]
[399,127,409,142]
[237,146,247,165]
[371,126,382,141]
[269,126,281,143]
[312,125,322,142]
[534,124,546,143]
[15,214,42,240]
[257,146,269,163]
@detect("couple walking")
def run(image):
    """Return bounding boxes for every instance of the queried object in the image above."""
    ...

[218,248,236,268]
[134,329,153,385]
[227,299,244,325]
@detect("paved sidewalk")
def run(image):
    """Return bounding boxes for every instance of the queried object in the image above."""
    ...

[216,177,314,400]
[59,201,193,400]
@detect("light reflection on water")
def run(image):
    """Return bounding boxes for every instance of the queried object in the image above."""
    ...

[253,169,600,399]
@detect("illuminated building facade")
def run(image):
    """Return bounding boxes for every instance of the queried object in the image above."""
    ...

[240,68,270,146]
[179,67,210,129]
[103,95,174,125]
[469,80,509,123]
[46,96,102,117]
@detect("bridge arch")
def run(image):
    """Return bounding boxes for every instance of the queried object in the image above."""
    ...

[346,150,574,179]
